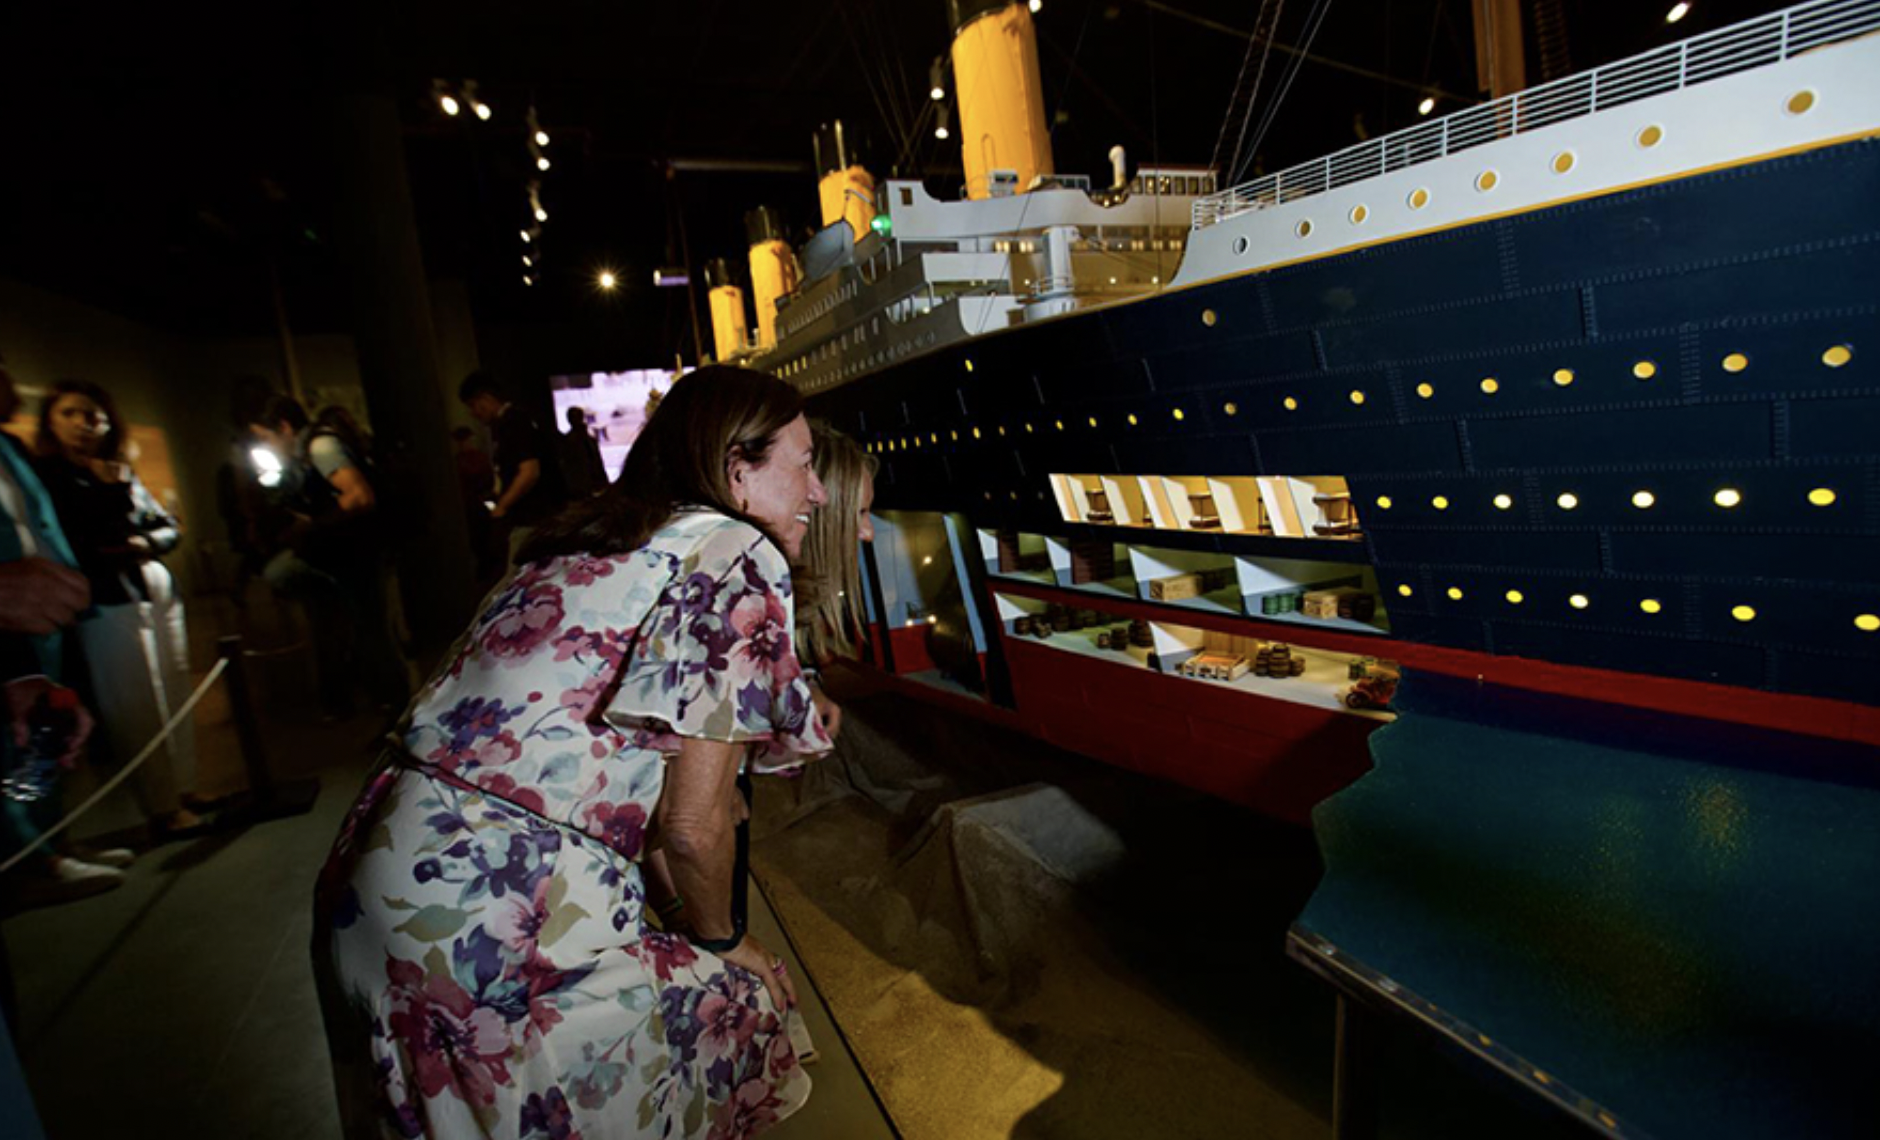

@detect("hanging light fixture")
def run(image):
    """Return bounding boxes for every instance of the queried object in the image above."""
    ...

[433,80,460,117]
[935,105,951,141]
[1666,2,1691,23]
[1418,95,1436,115]
[929,59,946,101]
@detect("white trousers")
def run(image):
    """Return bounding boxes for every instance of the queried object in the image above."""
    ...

[77,562,197,816]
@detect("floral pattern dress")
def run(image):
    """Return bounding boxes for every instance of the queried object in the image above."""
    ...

[317,509,832,1139]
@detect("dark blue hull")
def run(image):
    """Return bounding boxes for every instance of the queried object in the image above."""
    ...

[810,137,1880,708]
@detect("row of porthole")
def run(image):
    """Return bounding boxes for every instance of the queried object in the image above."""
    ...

[891,341,1858,453]
[1247,90,1821,250]
[1374,486,1834,512]
[1406,582,1878,630]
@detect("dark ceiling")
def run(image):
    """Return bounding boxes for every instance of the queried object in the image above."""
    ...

[0,0,1790,368]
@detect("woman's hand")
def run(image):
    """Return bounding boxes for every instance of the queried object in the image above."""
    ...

[809,681,841,740]
[717,933,797,1013]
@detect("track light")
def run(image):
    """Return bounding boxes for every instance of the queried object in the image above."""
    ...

[523,275,534,286]
[440,94,460,116]
[473,100,492,121]
[538,156,551,172]
[1666,2,1691,23]
[1418,95,1436,115]
[535,130,550,147]
[521,230,532,242]
[1029,0,1042,11]
[935,105,950,141]
[534,207,548,222]
[929,59,946,102]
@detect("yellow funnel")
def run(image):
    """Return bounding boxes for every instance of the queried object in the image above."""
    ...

[949,0,1053,199]
[703,258,748,363]
[745,206,799,351]
[814,120,878,239]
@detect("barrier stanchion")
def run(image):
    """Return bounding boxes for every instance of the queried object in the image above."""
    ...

[215,634,320,824]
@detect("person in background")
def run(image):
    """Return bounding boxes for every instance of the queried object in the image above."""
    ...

[555,405,609,497]
[457,371,566,563]
[315,366,830,1138]
[0,361,117,910]
[216,376,277,607]
[794,423,878,740]
[450,425,500,584]
[250,396,410,719]
[32,380,204,840]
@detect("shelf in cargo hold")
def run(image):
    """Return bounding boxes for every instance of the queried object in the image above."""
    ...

[996,611,1392,722]
[1060,521,1369,562]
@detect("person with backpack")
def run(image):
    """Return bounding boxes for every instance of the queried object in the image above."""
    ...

[248,396,410,719]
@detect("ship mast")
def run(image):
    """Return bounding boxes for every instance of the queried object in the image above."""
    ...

[1472,0,1528,99]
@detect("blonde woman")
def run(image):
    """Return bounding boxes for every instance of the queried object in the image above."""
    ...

[794,424,878,738]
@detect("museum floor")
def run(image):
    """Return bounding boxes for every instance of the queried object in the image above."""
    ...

[3,605,1588,1139]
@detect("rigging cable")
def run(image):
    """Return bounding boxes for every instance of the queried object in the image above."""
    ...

[1235,0,1336,186]
[1211,0,1285,187]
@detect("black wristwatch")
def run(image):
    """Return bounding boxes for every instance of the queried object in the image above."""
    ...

[689,917,746,954]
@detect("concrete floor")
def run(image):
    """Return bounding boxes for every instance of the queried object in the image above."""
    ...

[0,607,898,1139]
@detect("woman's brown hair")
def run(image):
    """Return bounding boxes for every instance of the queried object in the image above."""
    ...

[35,379,126,462]
[796,422,877,665]
[516,365,804,564]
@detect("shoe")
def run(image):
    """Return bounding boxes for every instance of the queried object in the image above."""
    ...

[3,857,126,913]
[64,843,136,868]
[149,807,210,844]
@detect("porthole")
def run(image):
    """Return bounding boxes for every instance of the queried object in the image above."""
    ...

[1172,408,1186,421]
[1636,124,1664,149]
[1296,219,1314,239]
[1376,496,1394,510]
[1556,492,1580,511]
[1823,344,1853,368]
[1222,402,1239,417]
[1505,590,1524,605]
[930,433,938,444]
[964,360,975,373]
[1283,396,1299,411]
[1408,187,1431,210]
[1446,587,1464,600]
[1722,353,1749,373]
[1856,614,1880,633]
[1349,204,1369,225]
[1714,487,1742,509]
[950,430,959,441]
[1480,377,1500,395]
[1631,490,1656,509]
[1551,150,1577,175]
[1808,487,1836,507]
[1020,424,1030,434]
[1127,413,1139,426]
[1201,308,1218,327]
[1732,605,1757,623]
[1553,368,1575,387]
[1639,598,1663,615]
[1633,360,1657,380]
[1415,382,1434,399]
[1087,416,1098,428]
[1493,494,1514,511]
[1349,390,1367,406]
[1432,495,1450,510]
[1054,419,1064,431]
[1569,594,1590,610]
[972,427,982,439]
[1232,236,1250,256]
[1397,584,1413,597]
[1475,169,1500,193]
[1787,89,1816,116]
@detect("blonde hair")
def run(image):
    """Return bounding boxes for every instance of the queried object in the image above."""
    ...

[796,422,877,664]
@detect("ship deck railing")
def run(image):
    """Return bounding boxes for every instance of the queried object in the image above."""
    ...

[1192,0,1880,229]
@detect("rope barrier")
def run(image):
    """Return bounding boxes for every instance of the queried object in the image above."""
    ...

[1,657,231,876]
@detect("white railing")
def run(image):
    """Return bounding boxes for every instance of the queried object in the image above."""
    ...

[1192,0,1880,228]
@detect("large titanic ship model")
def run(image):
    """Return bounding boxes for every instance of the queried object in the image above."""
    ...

[704,0,1879,731]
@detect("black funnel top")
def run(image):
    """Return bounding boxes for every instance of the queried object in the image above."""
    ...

[948,0,1015,33]
[813,121,861,179]
[745,206,786,246]
[704,257,736,290]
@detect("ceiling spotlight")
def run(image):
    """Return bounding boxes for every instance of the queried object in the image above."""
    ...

[521,229,532,242]
[534,130,550,147]
[523,275,534,286]
[1665,2,1691,23]
[534,207,548,222]
[598,270,618,291]
[935,105,950,141]
[1418,95,1436,115]
[440,94,460,117]
[1029,0,1042,11]
[473,100,492,121]
[522,255,533,267]
[930,85,945,101]
[935,124,950,140]
[537,156,551,172]
[929,59,946,101]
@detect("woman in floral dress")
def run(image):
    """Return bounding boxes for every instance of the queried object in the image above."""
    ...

[316,366,833,1139]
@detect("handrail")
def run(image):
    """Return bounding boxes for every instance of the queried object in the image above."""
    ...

[1192,0,1880,229]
